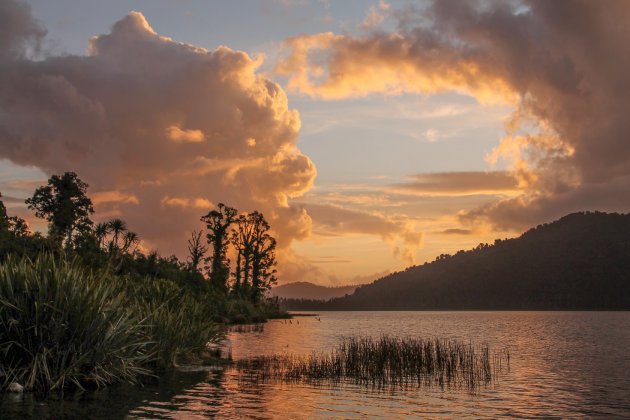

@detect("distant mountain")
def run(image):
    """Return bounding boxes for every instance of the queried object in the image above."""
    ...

[271,282,359,300]
[282,212,630,310]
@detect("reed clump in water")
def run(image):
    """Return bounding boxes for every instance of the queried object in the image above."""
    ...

[237,336,509,391]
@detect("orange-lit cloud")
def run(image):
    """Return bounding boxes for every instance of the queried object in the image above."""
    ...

[166,126,205,143]
[276,33,515,103]
[0,5,316,264]
[92,190,140,205]
[277,0,630,232]
[161,196,213,209]
[389,171,521,197]
[303,203,423,265]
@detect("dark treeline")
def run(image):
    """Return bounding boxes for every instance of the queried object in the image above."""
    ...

[282,212,630,311]
[1,172,281,318]
[0,172,284,393]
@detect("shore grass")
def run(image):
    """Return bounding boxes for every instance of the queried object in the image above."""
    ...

[0,254,221,393]
[236,335,509,392]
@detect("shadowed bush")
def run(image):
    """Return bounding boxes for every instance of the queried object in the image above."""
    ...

[122,276,221,368]
[237,335,509,392]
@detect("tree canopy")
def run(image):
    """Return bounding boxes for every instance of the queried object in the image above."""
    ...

[199,204,278,301]
[25,172,94,246]
[201,203,238,291]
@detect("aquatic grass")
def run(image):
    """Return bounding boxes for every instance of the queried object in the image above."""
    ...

[0,254,153,392]
[236,336,509,392]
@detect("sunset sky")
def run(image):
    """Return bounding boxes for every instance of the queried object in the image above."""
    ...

[2,0,629,286]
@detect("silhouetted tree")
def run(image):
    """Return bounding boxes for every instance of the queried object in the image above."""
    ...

[104,219,140,272]
[107,218,127,252]
[231,213,256,296]
[1,192,52,260]
[231,211,277,301]
[7,216,29,237]
[25,172,94,246]
[94,222,111,248]
[0,193,8,234]
[0,193,29,238]
[121,231,140,254]
[249,213,277,301]
[187,230,207,273]
[201,203,237,291]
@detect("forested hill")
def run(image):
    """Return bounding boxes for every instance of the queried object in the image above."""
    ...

[271,282,359,300]
[283,212,630,310]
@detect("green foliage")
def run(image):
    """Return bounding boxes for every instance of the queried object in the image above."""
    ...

[0,255,152,392]
[225,298,262,324]
[0,254,225,393]
[121,276,221,368]
[0,174,282,395]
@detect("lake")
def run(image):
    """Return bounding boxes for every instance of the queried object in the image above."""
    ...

[2,311,630,418]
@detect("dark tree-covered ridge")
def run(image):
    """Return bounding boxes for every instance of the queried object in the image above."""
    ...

[282,212,630,311]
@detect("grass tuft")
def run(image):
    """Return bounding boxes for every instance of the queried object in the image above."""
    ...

[236,335,509,392]
[0,254,220,392]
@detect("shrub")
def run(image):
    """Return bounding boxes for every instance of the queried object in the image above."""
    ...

[0,254,222,392]
[122,276,221,368]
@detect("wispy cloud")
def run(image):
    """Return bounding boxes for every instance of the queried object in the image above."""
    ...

[389,171,521,197]
[303,203,423,265]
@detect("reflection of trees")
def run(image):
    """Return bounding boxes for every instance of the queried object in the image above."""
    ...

[0,370,208,418]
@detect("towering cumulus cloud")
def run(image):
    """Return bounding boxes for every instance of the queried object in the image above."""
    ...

[0,3,316,260]
[277,0,630,230]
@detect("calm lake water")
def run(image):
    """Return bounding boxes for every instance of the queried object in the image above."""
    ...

[2,311,630,418]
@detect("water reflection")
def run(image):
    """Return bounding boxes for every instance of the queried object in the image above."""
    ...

[2,312,629,418]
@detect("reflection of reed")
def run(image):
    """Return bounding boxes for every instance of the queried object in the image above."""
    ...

[228,323,265,333]
[236,336,510,392]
